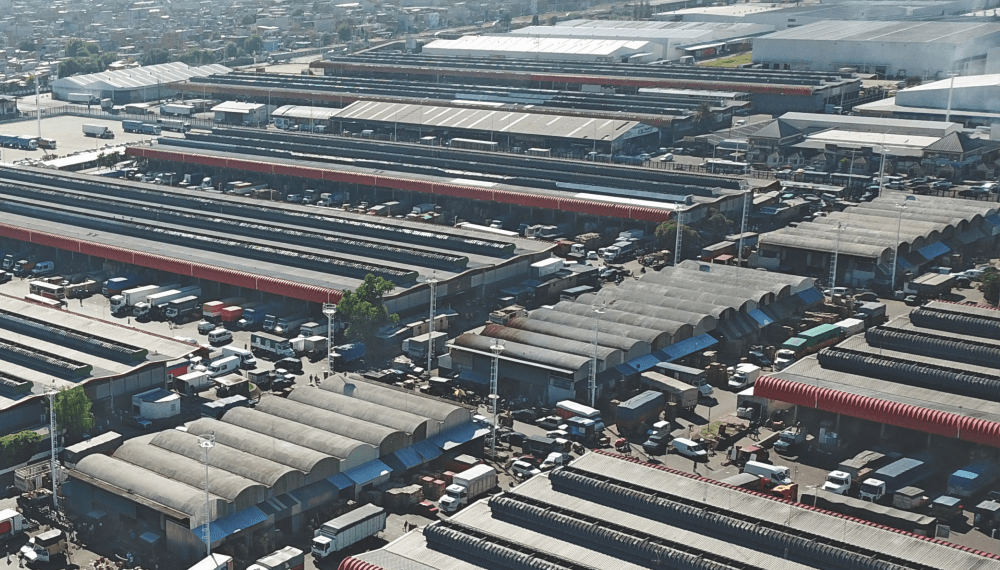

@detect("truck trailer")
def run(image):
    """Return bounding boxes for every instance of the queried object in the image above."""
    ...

[311,504,386,559]
[947,461,1000,499]
[134,285,201,319]
[859,455,939,502]
[165,295,202,322]
[82,124,114,138]
[438,464,498,513]
[110,283,180,314]
[246,546,303,570]
[615,390,665,436]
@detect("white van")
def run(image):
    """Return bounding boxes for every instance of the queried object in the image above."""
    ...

[206,356,241,378]
[30,261,55,276]
[222,346,257,369]
[743,460,793,485]
[671,437,708,460]
[207,328,233,345]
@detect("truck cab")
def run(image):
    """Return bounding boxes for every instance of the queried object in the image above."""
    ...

[821,470,852,495]
[773,348,798,370]
[773,426,808,455]
[438,484,469,512]
[727,363,761,391]
[859,478,886,502]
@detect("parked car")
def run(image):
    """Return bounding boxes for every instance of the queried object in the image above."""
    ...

[932,181,953,190]
[197,320,216,335]
[904,294,922,306]
[959,188,990,198]
[512,409,540,422]
[511,460,541,479]
[855,291,878,302]
[536,416,564,430]
[275,357,303,374]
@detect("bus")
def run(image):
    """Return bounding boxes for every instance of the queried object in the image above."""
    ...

[24,294,65,308]
[29,281,66,300]
[704,159,751,175]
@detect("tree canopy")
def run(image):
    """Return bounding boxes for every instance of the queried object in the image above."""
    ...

[53,386,95,440]
[336,274,399,342]
[982,267,1000,306]
[142,48,171,66]
[337,22,352,42]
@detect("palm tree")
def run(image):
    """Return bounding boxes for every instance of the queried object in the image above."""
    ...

[694,102,713,124]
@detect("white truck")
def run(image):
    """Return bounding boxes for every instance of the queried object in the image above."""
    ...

[312,504,386,560]
[246,546,303,570]
[134,285,201,319]
[161,103,194,116]
[728,363,761,391]
[67,93,99,105]
[82,124,114,138]
[0,508,25,543]
[110,283,180,315]
[821,470,853,495]
[19,529,67,564]
[438,464,498,513]
[176,370,212,395]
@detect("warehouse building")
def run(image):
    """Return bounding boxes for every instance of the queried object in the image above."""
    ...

[752,21,1000,78]
[210,101,267,126]
[342,451,1000,570]
[422,36,660,63]
[52,62,230,104]
[444,262,822,404]
[0,295,196,437]
[312,53,862,114]
[755,301,1000,451]
[64,376,481,565]
[506,20,775,61]
[752,194,999,290]
[856,73,1000,127]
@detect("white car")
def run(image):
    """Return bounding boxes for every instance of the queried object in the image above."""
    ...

[511,460,541,479]
[545,429,570,439]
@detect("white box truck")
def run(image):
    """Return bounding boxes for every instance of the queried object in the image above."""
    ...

[134,285,201,319]
[82,124,114,138]
[728,363,761,391]
[110,283,180,314]
[246,546,303,570]
[438,464,498,513]
[312,504,386,560]
[0,508,25,543]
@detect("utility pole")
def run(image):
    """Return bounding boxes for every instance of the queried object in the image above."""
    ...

[673,208,684,266]
[198,433,215,558]
[489,340,504,458]
[590,303,606,408]
[323,304,337,374]
[46,387,58,509]
[426,274,437,375]
[738,180,751,266]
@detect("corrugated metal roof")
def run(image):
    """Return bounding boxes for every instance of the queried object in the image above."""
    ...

[328,473,353,490]
[412,441,442,461]
[918,241,950,260]
[343,460,392,486]
[192,506,266,545]
[392,447,423,469]
[749,309,774,326]
[427,423,489,451]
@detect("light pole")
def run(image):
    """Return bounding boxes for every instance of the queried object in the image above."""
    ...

[945,72,959,123]
[673,207,685,266]
[828,222,846,296]
[323,303,337,374]
[426,274,437,375]
[46,386,58,509]
[198,433,215,558]
[267,88,273,126]
[891,197,915,293]
[738,180,751,266]
[590,302,606,408]
[489,340,504,458]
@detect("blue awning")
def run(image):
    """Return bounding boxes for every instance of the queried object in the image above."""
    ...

[615,353,660,375]
[796,288,824,305]
[290,479,337,510]
[428,423,490,451]
[392,446,424,469]
[897,255,912,269]
[344,459,392,486]
[193,506,267,545]
[328,473,353,490]
[456,369,489,386]
[918,241,950,260]
[748,309,774,327]
[657,333,719,362]
[413,440,442,461]
[987,214,1000,226]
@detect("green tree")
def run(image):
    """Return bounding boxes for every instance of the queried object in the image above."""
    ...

[982,267,1000,305]
[531,15,540,25]
[18,40,35,52]
[53,387,95,440]
[241,14,257,26]
[59,58,82,78]
[654,220,702,260]
[694,101,713,124]
[321,32,334,46]
[293,8,304,16]
[337,22,352,42]
[225,42,239,58]
[142,48,171,66]
[0,430,43,466]
[548,15,558,25]
[86,43,100,55]
[245,35,263,54]
[65,38,87,57]
[336,274,400,342]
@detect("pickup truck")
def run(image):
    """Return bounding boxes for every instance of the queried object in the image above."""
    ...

[773,425,809,455]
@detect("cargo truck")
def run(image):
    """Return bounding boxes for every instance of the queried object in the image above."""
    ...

[178,173,206,188]
[165,295,202,322]
[293,335,327,359]
[160,103,194,116]
[187,553,233,570]
[68,93,99,105]
[312,504,386,560]
[947,461,1000,499]
[247,546,303,570]
[615,390,665,437]
[19,529,68,564]
[110,283,180,314]
[0,508,25,544]
[652,362,714,398]
[175,370,212,395]
[641,371,699,411]
[251,332,295,359]
[439,464,498,513]
[332,343,365,364]
[299,321,328,337]
[134,286,201,320]
[801,491,937,535]
[823,450,899,495]
[728,363,761,391]
[859,455,939,502]
[273,313,311,337]
[66,280,101,299]
[238,303,279,330]
[202,297,245,322]
[103,274,144,296]
[82,124,114,138]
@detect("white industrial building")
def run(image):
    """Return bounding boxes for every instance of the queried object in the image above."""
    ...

[52,62,231,104]
[507,20,774,61]
[752,21,1000,78]
[422,35,659,63]
[856,73,1000,126]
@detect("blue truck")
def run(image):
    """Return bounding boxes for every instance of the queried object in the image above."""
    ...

[616,390,665,436]
[238,303,281,331]
[947,461,1000,499]
[0,134,37,150]
[122,120,161,135]
[102,274,145,297]
[333,343,365,364]
[859,455,939,502]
